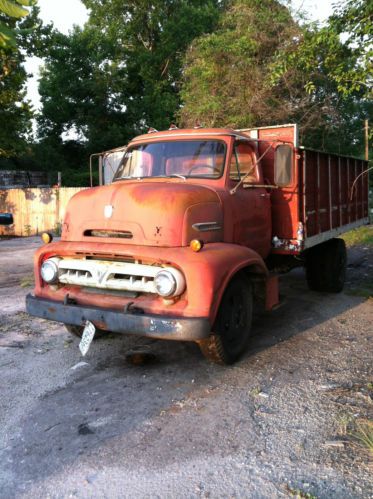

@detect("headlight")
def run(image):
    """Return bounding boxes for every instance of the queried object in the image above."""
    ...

[41,258,60,284]
[154,268,185,297]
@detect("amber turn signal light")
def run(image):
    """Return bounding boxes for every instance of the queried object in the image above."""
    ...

[41,232,53,244]
[190,239,204,252]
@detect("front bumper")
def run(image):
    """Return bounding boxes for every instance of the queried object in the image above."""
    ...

[26,294,211,341]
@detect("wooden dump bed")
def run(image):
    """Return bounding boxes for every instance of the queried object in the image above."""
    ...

[241,124,370,254]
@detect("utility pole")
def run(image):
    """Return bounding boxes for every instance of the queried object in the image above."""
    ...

[365,119,369,161]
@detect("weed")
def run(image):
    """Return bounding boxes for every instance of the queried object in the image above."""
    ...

[54,221,62,236]
[285,485,317,498]
[350,419,373,457]
[336,412,353,436]
[250,386,261,397]
[20,274,34,288]
[341,226,373,247]
[345,282,373,298]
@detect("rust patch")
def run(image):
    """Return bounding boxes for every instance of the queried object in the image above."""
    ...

[93,321,108,330]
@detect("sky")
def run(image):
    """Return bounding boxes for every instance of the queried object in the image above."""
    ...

[24,0,335,111]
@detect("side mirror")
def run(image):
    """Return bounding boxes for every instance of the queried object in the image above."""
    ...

[274,144,293,186]
[0,213,14,226]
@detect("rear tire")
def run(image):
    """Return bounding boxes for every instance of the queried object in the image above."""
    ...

[199,275,253,365]
[305,238,347,292]
[65,324,106,339]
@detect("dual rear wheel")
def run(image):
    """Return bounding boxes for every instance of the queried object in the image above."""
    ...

[305,238,347,293]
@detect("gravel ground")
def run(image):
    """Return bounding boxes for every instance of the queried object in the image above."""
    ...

[0,236,372,498]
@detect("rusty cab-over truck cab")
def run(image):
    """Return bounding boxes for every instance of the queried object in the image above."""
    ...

[26,124,370,364]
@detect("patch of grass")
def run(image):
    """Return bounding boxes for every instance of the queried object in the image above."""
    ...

[341,225,373,247]
[336,412,354,436]
[250,386,261,397]
[23,224,32,237]
[20,274,34,288]
[351,419,373,457]
[345,282,373,298]
[54,222,62,236]
[285,485,317,498]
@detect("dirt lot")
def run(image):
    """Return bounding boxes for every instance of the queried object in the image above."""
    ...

[0,236,372,498]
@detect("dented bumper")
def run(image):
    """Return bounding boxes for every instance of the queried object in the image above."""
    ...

[26,294,210,341]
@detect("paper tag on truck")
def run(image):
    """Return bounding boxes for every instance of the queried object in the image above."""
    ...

[79,321,96,356]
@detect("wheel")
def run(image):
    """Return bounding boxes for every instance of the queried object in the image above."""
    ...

[65,324,107,339]
[199,275,253,365]
[305,238,347,292]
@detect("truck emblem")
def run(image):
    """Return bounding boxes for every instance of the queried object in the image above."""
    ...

[104,205,113,218]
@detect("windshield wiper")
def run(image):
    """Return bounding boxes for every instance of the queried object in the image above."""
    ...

[113,176,132,181]
[168,174,186,181]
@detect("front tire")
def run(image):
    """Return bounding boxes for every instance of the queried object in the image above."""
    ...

[305,238,347,292]
[199,275,253,365]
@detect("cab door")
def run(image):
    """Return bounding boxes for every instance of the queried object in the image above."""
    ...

[228,140,271,258]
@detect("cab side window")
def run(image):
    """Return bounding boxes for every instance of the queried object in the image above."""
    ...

[229,142,258,183]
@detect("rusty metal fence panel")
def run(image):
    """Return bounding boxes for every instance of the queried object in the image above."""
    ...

[0,187,86,236]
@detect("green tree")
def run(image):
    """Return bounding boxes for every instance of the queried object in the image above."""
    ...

[0,48,33,157]
[179,0,322,129]
[37,0,224,161]
[327,0,372,97]
[0,4,51,158]
[179,0,370,157]
[268,0,372,153]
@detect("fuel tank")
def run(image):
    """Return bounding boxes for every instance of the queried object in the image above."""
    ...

[61,180,223,247]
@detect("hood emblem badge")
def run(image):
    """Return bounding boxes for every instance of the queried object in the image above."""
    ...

[104,205,113,218]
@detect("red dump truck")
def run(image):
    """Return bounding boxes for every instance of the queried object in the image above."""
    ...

[26,124,370,364]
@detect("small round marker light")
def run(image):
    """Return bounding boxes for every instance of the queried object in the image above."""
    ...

[41,232,53,244]
[190,239,204,252]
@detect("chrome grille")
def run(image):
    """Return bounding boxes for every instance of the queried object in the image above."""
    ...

[58,258,162,293]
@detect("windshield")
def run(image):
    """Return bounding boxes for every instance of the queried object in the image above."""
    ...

[113,140,226,181]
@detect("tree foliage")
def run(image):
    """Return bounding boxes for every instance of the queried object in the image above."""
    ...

[33,0,225,184]
[179,0,303,128]
[0,4,49,158]
[1,0,371,184]
[37,1,224,148]
[0,0,35,48]
[179,0,371,155]
[327,0,372,97]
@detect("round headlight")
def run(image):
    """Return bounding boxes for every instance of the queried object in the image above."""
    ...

[154,270,176,297]
[154,268,186,297]
[41,258,60,284]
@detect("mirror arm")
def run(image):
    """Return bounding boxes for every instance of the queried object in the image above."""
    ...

[230,143,273,195]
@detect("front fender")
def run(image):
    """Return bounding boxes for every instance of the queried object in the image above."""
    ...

[184,243,268,323]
